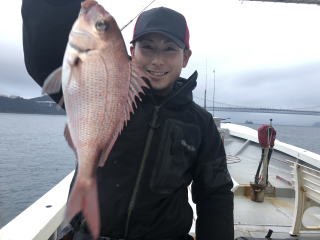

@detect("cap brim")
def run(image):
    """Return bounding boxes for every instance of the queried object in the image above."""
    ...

[131,30,185,49]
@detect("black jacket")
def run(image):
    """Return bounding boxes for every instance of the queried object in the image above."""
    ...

[21,0,234,239]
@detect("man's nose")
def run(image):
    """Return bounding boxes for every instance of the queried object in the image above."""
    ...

[150,51,164,66]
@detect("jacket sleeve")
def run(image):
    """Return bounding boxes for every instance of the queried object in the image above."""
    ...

[21,0,81,103]
[192,117,234,240]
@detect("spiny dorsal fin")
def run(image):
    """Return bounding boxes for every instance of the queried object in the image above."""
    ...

[98,62,149,167]
[122,62,149,124]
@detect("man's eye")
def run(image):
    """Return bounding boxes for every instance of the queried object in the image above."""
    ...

[142,45,153,49]
[166,47,177,51]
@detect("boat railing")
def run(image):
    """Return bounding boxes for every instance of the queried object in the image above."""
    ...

[0,171,74,240]
[273,157,320,235]
[222,123,320,236]
[290,162,320,235]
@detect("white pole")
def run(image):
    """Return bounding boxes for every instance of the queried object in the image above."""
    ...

[213,69,215,115]
[204,59,207,109]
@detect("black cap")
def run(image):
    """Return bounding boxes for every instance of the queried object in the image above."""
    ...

[131,7,190,49]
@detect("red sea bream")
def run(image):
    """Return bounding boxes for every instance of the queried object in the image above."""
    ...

[43,0,148,238]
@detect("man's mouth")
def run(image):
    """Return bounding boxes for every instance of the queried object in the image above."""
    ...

[147,70,168,77]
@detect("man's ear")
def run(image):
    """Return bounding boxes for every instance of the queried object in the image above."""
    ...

[182,49,192,68]
[130,45,135,58]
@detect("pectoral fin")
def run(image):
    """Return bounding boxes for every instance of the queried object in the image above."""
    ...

[42,67,62,95]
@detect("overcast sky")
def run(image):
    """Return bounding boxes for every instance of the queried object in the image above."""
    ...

[0,0,319,112]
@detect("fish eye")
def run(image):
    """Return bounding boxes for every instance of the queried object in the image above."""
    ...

[95,20,109,32]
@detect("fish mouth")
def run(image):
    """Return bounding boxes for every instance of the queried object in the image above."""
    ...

[80,0,98,13]
[146,70,169,77]
[70,30,94,40]
[68,30,95,53]
[68,42,91,54]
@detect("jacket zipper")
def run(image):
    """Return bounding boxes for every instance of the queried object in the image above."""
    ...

[123,71,198,239]
[124,105,160,239]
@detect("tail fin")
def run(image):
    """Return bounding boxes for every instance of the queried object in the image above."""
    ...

[65,177,100,239]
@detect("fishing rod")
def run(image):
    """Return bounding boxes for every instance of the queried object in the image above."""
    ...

[120,0,158,31]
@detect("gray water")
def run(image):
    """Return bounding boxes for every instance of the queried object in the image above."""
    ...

[242,123,320,155]
[0,113,74,228]
[0,113,320,228]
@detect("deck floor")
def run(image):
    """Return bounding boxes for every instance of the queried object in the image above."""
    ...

[234,195,320,239]
[224,136,320,239]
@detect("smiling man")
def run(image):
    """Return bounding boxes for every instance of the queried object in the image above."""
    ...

[130,7,192,97]
[131,32,191,96]
[22,1,234,239]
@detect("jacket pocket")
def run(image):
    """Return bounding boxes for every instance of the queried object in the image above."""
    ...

[150,119,201,194]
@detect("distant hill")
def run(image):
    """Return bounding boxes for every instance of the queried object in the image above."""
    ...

[0,95,65,115]
[29,95,53,102]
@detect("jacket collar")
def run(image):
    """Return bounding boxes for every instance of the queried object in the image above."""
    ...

[145,71,198,109]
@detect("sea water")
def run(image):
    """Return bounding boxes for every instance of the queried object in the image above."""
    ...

[0,113,319,228]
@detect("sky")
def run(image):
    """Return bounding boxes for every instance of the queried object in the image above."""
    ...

[0,0,319,124]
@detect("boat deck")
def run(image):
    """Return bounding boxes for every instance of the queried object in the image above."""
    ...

[223,126,320,240]
[1,123,320,240]
[234,195,320,239]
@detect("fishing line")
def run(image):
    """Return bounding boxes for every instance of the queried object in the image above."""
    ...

[120,0,158,31]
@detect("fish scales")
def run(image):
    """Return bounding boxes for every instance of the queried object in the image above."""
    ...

[66,55,122,149]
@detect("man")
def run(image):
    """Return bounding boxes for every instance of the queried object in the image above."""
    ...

[22,1,234,239]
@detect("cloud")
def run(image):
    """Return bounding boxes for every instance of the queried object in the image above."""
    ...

[191,61,320,108]
[0,46,41,98]
[1,0,320,106]
[234,62,320,87]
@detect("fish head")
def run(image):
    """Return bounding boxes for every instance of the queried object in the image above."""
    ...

[69,0,120,51]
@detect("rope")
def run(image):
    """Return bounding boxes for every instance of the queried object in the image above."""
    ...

[226,154,241,164]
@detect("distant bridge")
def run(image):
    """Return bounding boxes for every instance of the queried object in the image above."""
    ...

[38,99,320,116]
[205,106,320,116]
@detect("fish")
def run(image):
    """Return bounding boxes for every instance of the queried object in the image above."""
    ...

[42,0,148,238]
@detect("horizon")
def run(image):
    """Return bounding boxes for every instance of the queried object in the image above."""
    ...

[1,94,319,127]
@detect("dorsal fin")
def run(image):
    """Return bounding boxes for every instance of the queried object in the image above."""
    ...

[98,61,149,167]
[123,62,149,123]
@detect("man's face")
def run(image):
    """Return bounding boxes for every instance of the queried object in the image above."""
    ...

[130,33,192,96]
